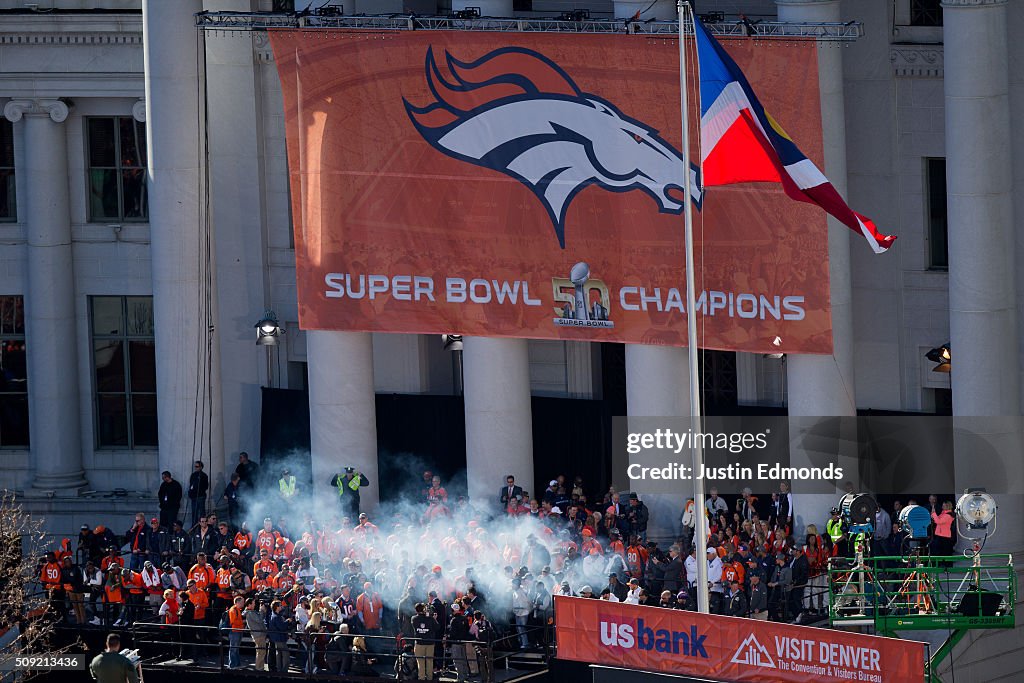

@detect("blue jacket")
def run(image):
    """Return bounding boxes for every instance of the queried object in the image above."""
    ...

[268,613,291,643]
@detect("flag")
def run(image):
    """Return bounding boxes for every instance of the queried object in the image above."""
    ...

[694,17,896,253]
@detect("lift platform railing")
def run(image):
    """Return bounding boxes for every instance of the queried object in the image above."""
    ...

[827,553,1016,631]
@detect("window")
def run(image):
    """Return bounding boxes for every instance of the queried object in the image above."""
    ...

[926,158,948,270]
[0,297,28,447]
[86,117,147,222]
[91,296,157,448]
[0,119,14,221]
[910,0,942,27]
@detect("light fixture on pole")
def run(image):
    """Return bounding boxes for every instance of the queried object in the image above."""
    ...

[441,334,463,352]
[925,343,951,373]
[255,310,284,346]
[441,334,465,395]
[955,488,997,539]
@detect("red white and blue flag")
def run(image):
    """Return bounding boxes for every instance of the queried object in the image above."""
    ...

[695,17,896,253]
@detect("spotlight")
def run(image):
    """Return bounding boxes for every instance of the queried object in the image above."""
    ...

[698,12,725,23]
[559,9,589,21]
[453,8,480,19]
[441,334,463,352]
[925,343,951,373]
[256,310,284,346]
[956,489,997,535]
[839,493,877,535]
[763,336,784,359]
[897,504,932,549]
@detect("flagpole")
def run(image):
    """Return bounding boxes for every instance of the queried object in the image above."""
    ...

[678,0,710,615]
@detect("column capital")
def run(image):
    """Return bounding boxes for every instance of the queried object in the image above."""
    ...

[132,97,146,123]
[942,0,1006,7]
[3,98,70,124]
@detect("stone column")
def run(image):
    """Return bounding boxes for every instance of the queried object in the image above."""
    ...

[4,99,86,494]
[942,0,1022,556]
[462,337,534,507]
[625,345,691,541]
[777,0,856,535]
[143,0,223,484]
[204,0,268,479]
[307,330,380,511]
[943,0,1018,418]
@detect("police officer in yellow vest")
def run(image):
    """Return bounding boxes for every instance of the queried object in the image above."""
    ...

[278,468,297,504]
[330,466,368,519]
[826,508,850,558]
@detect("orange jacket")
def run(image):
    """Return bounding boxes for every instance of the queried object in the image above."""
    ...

[101,556,124,573]
[255,530,280,553]
[55,539,73,563]
[723,561,745,586]
[356,591,383,630]
[233,532,252,552]
[40,562,62,587]
[126,571,146,595]
[216,568,233,599]
[253,558,278,577]
[625,545,649,576]
[105,583,123,604]
[188,564,216,591]
[228,604,245,630]
[271,572,296,593]
[162,597,179,624]
[188,588,209,621]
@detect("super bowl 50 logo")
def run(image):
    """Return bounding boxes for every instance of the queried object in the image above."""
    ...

[553,262,614,329]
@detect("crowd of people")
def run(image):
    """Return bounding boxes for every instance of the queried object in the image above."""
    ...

[35,454,960,679]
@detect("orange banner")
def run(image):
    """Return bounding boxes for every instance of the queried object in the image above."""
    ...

[270,30,832,353]
[554,596,925,683]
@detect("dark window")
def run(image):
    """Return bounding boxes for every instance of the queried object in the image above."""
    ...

[911,0,942,27]
[91,296,157,449]
[86,117,147,222]
[0,120,14,221]
[926,158,948,270]
[0,296,28,447]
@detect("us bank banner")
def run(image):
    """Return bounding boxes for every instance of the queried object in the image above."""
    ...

[555,596,925,683]
[270,31,832,353]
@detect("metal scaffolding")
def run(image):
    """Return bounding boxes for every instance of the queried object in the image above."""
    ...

[194,11,863,41]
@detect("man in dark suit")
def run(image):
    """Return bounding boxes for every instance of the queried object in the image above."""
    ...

[187,461,209,529]
[158,471,183,530]
[499,475,523,510]
[777,482,794,532]
[788,545,810,622]
[659,545,684,593]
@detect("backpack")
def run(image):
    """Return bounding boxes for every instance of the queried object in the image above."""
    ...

[394,651,418,681]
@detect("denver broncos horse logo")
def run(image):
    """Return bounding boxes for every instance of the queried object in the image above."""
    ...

[404,46,702,248]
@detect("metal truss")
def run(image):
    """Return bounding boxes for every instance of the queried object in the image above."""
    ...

[195,11,863,41]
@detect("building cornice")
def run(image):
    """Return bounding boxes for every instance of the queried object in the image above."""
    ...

[0,13,141,46]
[891,45,944,78]
[0,31,141,45]
[941,0,1007,7]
